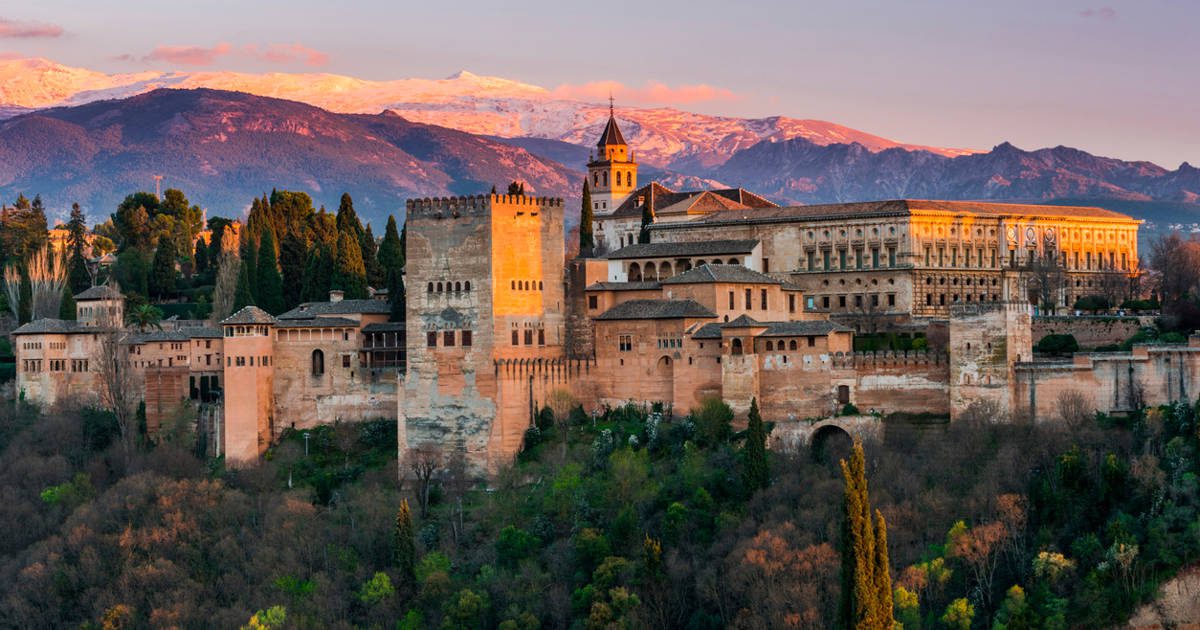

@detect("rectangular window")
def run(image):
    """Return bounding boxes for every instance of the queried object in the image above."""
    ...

[823,250,831,270]
[538,329,545,346]
[871,294,879,307]
[838,295,846,308]
[618,335,632,352]
[788,294,796,313]
[839,249,847,269]
[744,288,752,310]
[512,330,519,346]
[856,249,864,270]
[888,247,896,267]
[822,296,830,309]
[806,251,815,270]
[871,248,880,268]
[342,354,351,368]
[807,336,816,347]
[236,356,245,366]
[760,289,768,310]
[588,295,598,309]
[524,329,533,345]
[428,331,438,348]
[729,291,735,310]
[462,330,472,347]
[855,295,863,307]
[762,258,770,273]
[924,247,931,266]
[444,330,455,346]
[888,294,896,306]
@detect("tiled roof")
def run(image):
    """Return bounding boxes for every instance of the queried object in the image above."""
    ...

[277,299,391,320]
[760,321,854,336]
[659,199,1138,228]
[723,314,763,328]
[221,306,277,325]
[690,323,724,339]
[605,239,759,260]
[362,322,406,333]
[184,327,224,338]
[610,183,778,219]
[595,299,716,321]
[11,318,90,335]
[274,317,360,329]
[74,285,122,301]
[662,264,780,285]
[596,115,627,147]
[585,281,662,292]
[130,329,194,343]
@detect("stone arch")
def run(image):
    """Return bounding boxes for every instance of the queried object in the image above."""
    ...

[454,281,461,292]
[731,338,744,355]
[765,340,774,351]
[811,423,853,462]
[311,349,325,377]
[728,258,739,265]
[789,339,798,350]
[660,261,674,278]
[628,262,642,282]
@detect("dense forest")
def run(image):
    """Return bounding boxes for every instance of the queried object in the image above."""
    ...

[0,393,1197,629]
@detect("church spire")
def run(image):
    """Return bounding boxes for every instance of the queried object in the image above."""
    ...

[596,98,627,149]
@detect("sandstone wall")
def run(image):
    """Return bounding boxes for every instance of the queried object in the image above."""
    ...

[1032,316,1145,349]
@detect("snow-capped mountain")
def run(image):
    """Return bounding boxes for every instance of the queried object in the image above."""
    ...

[0,57,975,170]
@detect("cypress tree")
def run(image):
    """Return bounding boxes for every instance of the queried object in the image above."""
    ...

[59,284,76,320]
[232,258,255,312]
[242,240,258,304]
[17,267,31,324]
[742,397,769,493]
[335,193,365,244]
[361,223,384,289]
[579,181,595,257]
[331,230,368,299]
[255,229,284,315]
[149,235,178,299]
[388,266,406,322]
[66,203,91,294]
[839,440,894,630]
[301,243,333,303]
[377,215,404,274]
[638,204,653,244]
[395,499,416,588]
[279,230,307,309]
[193,237,209,275]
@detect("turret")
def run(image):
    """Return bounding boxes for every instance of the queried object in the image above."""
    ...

[586,99,638,216]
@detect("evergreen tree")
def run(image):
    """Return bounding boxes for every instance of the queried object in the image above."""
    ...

[507,181,523,195]
[149,235,178,299]
[490,185,497,195]
[839,440,894,630]
[579,181,595,257]
[395,499,416,588]
[301,243,333,303]
[17,267,31,324]
[742,397,769,493]
[377,215,404,275]
[65,203,92,294]
[638,204,654,244]
[233,258,255,312]
[335,193,365,244]
[193,237,209,276]
[388,266,406,322]
[331,231,368,299]
[279,231,307,309]
[59,284,76,320]
[361,223,384,289]
[255,229,285,315]
[242,240,259,304]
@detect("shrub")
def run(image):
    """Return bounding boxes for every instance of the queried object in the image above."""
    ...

[1036,333,1079,355]
[690,397,733,446]
[1073,295,1111,312]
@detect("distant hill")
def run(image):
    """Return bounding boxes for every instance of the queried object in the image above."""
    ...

[0,88,580,226]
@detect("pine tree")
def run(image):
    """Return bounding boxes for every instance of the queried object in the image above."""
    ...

[233,258,255,312]
[638,204,653,244]
[335,193,365,244]
[66,203,91,294]
[742,397,769,493]
[579,181,595,257]
[839,440,894,630]
[332,230,368,299]
[395,499,416,588]
[361,223,384,289]
[149,235,178,299]
[255,229,285,314]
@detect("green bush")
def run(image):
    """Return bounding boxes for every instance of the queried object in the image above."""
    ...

[690,397,733,446]
[1073,295,1111,312]
[1036,333,1080,355]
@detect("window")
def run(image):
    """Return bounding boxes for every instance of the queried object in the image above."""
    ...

[444,331,455,346]
[887,294,896,307]
[788,294,796,313]
[512,330,519,346]
[428,332,438,348]
[760,289,768,310]
[888,247,896,267]
[838,295,846,308]
[538,329,545,346]
[871,248,879,268]
[806,251,816,270]
[311,349,324,375]
[763,258,770,273]
[822,296,830,309]
[807,336,816,347]
[789,340,798,350]
[342,354,351,368]
[744,288,752,310]
[588,295,598,309]
[728,291,735,310]
[731,338,744,355]
[524,329,533,345]
[823,250,831,270]
[839,249,847,269]
[236,356,245,367]
[618,335,632,352]
[462,330,472,347]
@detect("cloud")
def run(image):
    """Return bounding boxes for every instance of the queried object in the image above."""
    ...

[1078,6,1117,19]
[551,80,739,106]
[128,41,329,68]
[144,42,233,66]
[0,17,64,38]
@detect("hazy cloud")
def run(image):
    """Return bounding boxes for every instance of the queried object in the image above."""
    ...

[1078,7,1117,19]
[551,80,739,106]
[131,42,329,67]
[0,18,64,38]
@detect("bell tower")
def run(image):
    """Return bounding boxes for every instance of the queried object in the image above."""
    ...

[586,98,637,217]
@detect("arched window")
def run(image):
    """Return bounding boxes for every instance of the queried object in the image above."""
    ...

[427,282,433,293]
[311,349,325,376]
[464,281,471,292]
[789,339,798,350]
[511,280,516,290]
[765,341,774,351]
[728,258,738,265]
[436,282,443,292]
[454,282,461,292]
[629,263,642,282]
[593,172,599,186]
[538,281,543,290]
[731,338,744,355]
[603,171,608,187]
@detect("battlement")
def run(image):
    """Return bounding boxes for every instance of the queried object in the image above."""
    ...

[494,356,593,379]
[405,194,564,219]
[831,349,949,369]
[949,301,1031,318]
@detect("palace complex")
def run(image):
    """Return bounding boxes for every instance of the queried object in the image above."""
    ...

[11,108,1193,476]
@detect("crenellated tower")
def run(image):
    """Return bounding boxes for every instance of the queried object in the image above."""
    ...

[587,99,637,216]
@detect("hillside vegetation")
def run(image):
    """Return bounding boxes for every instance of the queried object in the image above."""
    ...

[0,398,1197,628]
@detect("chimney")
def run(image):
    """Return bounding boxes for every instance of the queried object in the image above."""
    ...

[329,289,344,303]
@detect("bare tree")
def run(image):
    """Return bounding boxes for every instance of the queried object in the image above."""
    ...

[1056,390,1093,430]
[4,245,67,320]
[409,443,443,517]
[1097,268,1130,310]
[1022,252,1066,315]
[94,327,141,464]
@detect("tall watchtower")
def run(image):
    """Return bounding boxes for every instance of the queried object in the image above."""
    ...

[220,306,276,466]
[586,100,637,216]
